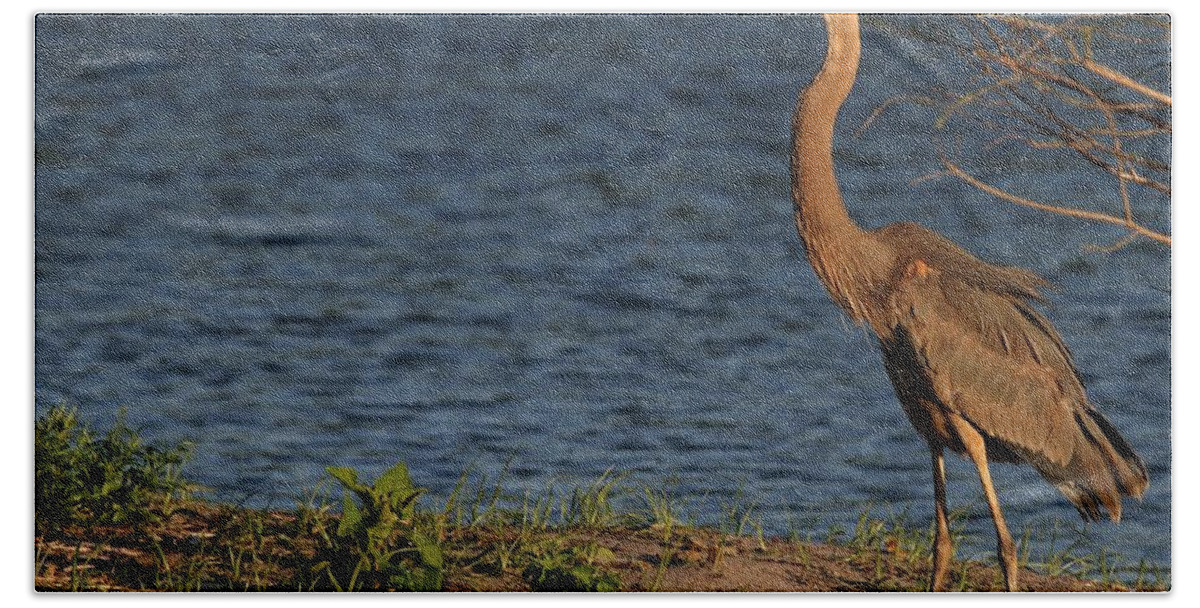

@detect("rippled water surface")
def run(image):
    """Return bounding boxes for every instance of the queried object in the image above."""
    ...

[35,15,1170,569]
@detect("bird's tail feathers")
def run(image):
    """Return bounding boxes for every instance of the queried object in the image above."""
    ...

[1040,408,1148,524]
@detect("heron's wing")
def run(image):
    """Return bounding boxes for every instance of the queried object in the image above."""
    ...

[875,222,1147,520]
[885,259,1085,468]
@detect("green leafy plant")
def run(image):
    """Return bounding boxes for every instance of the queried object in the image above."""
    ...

[35,404,192,536]
[520,539,620,592]
[321,461,443,591]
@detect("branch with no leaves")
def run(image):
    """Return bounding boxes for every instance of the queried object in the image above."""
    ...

[940,158,1170,246]
[908,15,1171,251]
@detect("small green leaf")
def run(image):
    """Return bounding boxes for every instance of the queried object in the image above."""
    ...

[375,462,414,496]
[326,466,364,492]
[338,493,363,537]
[376,460,415,494]
[377,461,428,519]
[412,528,443,569]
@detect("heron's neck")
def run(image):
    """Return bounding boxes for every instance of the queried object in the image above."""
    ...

[791,14,889,325]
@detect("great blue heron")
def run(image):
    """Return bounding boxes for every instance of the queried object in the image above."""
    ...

[791,14,1148,591]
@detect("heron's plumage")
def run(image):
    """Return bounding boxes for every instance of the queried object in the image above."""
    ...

[871,223,1148,521]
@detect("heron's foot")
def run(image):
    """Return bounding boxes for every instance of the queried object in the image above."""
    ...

[1002,570,1020,592]
[929,571,950,592]
[929,538,953,591]
[928,447,955,591]
[998,540,1020,591]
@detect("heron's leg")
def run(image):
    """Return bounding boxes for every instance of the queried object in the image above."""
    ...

[929,445,953,591]
[948,416,1019,591]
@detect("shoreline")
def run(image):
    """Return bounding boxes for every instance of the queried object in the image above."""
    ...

[34,497,1167,592]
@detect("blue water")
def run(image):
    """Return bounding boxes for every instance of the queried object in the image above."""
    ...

[35,14,1170,571]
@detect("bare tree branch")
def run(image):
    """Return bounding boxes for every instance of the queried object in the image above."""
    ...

[941,159,1170,245]
[893,15,1172,250]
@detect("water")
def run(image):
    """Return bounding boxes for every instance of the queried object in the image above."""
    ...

[35,14,1170,570]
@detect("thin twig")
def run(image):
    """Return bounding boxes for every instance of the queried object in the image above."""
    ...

[1081,59,1172,107]
[940,159,1170,245]
[856,95,935,137]
[1084,232,1141,254]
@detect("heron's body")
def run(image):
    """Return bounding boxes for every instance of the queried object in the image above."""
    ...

[791,14,1148,591]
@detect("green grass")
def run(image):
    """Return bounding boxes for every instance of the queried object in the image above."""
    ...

[34,404,1169,591]
[35,404,193,536]
[834,506,1168,590]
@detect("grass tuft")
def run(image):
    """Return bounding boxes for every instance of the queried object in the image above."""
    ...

[35,404,193,537]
